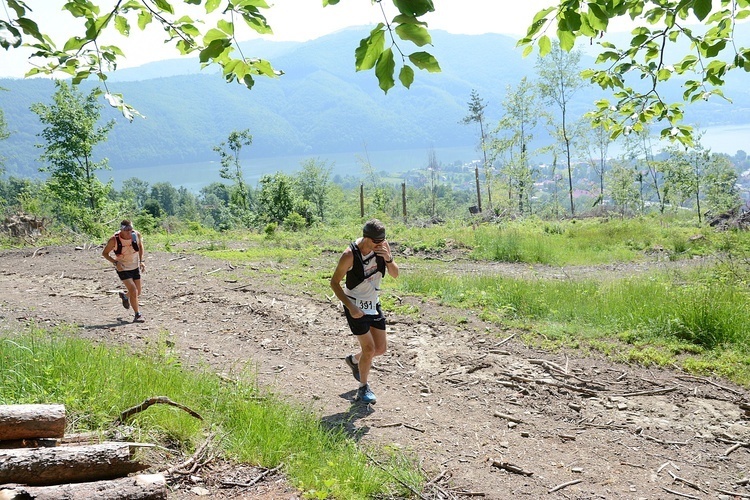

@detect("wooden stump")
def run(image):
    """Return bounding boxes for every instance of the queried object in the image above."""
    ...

[0,443,149,486]
[0,404,65,441]
[0,473,167,499]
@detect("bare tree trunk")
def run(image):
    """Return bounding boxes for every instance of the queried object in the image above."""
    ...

[0,474,166,500]
[0,404,65,441]
[0,443,149,486]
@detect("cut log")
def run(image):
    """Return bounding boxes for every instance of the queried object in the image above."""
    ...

[0,473,167,500]
[0,442,149,486]
[0,404,65,440]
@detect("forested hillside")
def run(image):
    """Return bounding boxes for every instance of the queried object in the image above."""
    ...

[2,28,747,179]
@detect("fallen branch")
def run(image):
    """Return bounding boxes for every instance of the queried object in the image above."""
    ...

[490,460,533,476]
[114,396,203,426]
[548,479,582,493]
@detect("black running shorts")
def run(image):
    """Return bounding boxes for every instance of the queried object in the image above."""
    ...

[344,303,385,335]
[117,268,141,281]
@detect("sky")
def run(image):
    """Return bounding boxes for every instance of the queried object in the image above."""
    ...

[0,0,588,78]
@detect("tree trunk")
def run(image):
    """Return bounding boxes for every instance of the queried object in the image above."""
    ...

[0,443,149,486]
[0,404,65,441]
[0,473,166,500]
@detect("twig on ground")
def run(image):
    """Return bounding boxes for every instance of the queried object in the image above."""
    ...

[610,387,677,397]
[637,430,690,446]
[221,463,284,488]
[163,432,215,476]
[495,333,516,347]
[661,487,700,499]
[724,441,749,456]
[490,460,533,476]
[548,479,582,493]
[716,488,750,498]
[668,470,705,492]
[675,374,743,395]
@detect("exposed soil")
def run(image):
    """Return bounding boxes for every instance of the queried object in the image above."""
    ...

[0,244,748,499]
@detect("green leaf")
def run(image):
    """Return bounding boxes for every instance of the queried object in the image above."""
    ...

[14,17,43,42]
[0,21,21,49]
[392,14,427,26]
[557,29,576,51]
[522,44,533,58]
[355,27,385,71]
[394,23,431,46]
[217,19,234,35]
[587,3,609,31]
[203,28,228,44]
[392,0,435,17]
[137,10,152,30]
[152,0,174,15]
[538,35,551,56]
[205,0,221,13]
[693,0,712,20]
[114,15,130,36]
[375,48,395,93]
[199,39,230,63]
[399,64,415,88]
[63,36,86,52]
[408,51,440,72]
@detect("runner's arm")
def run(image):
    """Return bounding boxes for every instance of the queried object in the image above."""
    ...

[330,250,363,318]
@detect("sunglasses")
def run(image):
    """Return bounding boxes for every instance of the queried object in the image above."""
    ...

[371,237,385,244]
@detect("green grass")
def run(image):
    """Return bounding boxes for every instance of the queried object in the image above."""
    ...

[398,266,750,384]
[0,325,422,499]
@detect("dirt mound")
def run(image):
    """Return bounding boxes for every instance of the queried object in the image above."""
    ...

[0,245,748,499]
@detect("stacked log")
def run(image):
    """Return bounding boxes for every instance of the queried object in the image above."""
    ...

[0,404,166,499]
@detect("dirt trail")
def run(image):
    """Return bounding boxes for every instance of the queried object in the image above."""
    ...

[0,245,748,499]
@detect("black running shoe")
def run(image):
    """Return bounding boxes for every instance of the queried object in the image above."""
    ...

[133,312,145,323]
[345,354,360,382]
[119,291,130,310]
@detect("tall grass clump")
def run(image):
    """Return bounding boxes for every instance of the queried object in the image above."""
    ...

[0,326,422,499]
[467,218,711,266]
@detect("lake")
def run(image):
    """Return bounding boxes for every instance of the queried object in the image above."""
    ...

[103,125,750,192]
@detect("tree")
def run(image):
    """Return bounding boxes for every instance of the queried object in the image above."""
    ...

[0,95,10,173]
[606,159,639,218]
[258,172,294,224]
[577,115,612,205]
[491,77,543,215]
[663,138,740,222]
[295,158,331,222]
[214,129,252,216]
[121,177,150,212]
[461,89,489,212]
[536,41,585,216]
[426,147,440,217]
[1,0,439,118]
[520,0,750,146]
[31,81,114,214]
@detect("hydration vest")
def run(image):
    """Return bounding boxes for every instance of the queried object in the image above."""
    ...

[345,242,385,290]
[114,230,139,255]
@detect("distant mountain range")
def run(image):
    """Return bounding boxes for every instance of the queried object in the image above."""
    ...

[1,27,749,179]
